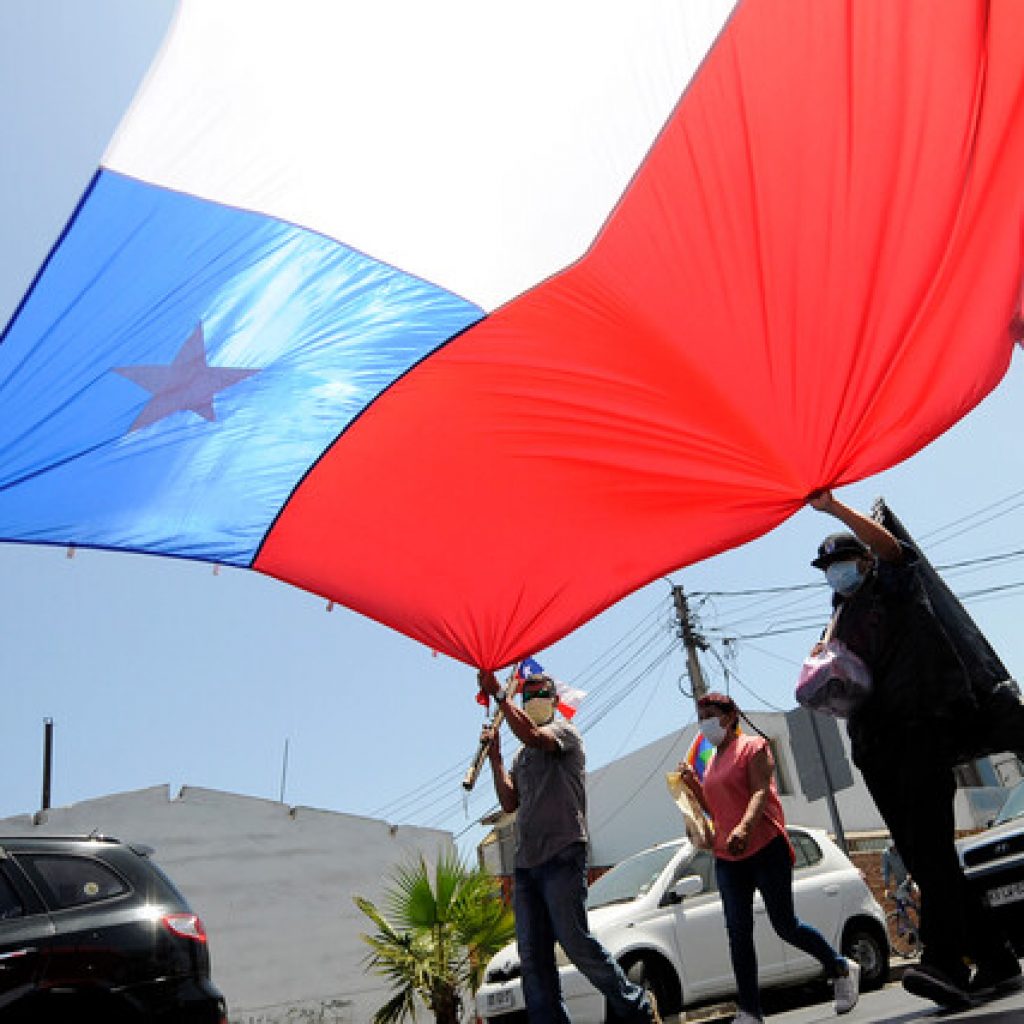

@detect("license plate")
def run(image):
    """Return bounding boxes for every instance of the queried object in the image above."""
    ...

[486,989,515,1012]
[987,880,1024,907]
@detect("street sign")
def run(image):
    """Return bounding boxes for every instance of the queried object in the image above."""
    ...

[785,708,854,802]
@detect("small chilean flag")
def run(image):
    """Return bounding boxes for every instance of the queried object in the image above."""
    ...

[517,657,586,720]
[476,656,586,718]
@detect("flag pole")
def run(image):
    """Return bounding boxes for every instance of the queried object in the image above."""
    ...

[462,664,521,792]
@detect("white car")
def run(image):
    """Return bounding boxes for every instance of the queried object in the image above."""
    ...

[477,828,888,1023]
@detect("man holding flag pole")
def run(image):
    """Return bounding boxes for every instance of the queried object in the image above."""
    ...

[478,665,661,1024]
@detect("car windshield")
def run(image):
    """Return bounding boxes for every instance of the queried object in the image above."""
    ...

[586,844,682,909]
[995,783,1024,825]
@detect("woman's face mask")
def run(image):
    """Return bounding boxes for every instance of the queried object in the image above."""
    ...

[825,559,866,596]
[700,716,729,747]
[524,696,556,727]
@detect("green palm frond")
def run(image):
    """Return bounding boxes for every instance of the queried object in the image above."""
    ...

[432,849,462,919]
[387,855,440,929]
[355,896,404,941]
[371,986,419,1024]
[355,851,516,1022]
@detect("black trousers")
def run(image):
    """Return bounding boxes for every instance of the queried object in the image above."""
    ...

[857,743,1007,972]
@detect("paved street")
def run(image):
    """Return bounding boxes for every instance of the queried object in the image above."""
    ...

[754,980,1024,1022]
[673,969,1024,1024]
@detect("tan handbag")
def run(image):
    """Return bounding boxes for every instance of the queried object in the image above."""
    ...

[665,772,715,850]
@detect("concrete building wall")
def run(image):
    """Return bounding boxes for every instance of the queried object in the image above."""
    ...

[0,785,453,1023]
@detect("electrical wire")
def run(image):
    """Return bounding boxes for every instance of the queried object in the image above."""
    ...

[919,488,1024,548]
[373,593,677,829]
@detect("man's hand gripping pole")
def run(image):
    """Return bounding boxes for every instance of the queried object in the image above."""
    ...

[462,664,521,791]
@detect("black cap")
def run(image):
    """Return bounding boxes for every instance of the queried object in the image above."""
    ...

[811,531,869,569]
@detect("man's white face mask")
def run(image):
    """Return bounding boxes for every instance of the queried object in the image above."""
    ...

[524,696,556,727]
[825,558,867,596]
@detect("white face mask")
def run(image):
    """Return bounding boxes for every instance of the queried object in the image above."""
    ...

[700,717,728,747]
[825,559,866,596]
[524,697,555,727]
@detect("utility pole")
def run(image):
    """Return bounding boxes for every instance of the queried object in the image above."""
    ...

[279,738,290,804]
[672,585,709,714]
[41,718,53,812]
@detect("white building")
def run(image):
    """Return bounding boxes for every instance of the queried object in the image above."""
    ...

[479,713,1022,873]
[0,785,453,1023]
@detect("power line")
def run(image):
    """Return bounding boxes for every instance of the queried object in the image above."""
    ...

[694,581,821,598]
[958,580,1024,601]
[370,756,471,818]
[728,637,804,668]
[705,643,788,712]
[919,488,1024,547]
[691,542,1024,641]
[690,544,1024,603]
[708,619,827,641]
[599,649,673,762]
[568,592,670,686]
[705,577,1024,643]
[422,632,682,834]
[369,599,670,821]
[574,638,678,733]
[375,593,678,830]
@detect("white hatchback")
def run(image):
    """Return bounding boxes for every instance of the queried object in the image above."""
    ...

[476,827,888,1023]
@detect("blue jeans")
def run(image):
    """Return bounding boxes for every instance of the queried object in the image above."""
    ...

[716,835,844,1018]
[514,842,650,1023]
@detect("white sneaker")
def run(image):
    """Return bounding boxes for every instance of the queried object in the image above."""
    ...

[834,957,861,1014]
[732,1011,763,1024]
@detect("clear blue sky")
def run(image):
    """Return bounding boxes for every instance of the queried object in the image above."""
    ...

[1,1,1021,858]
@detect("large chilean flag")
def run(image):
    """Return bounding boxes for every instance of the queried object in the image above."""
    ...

[2,1,1023,668]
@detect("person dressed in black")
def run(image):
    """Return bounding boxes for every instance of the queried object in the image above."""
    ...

[808,488,1021,1008]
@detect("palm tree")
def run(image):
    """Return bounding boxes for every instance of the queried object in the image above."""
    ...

[354,850,516,1024]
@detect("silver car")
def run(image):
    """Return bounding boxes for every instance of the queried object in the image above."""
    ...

[958,780,1024,954]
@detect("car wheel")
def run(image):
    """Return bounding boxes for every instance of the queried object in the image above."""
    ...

[842,922,889,991]
[624,957,672,1021]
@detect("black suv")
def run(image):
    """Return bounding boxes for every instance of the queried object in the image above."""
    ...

[0,834,226,1022]
[958,780,1024,954]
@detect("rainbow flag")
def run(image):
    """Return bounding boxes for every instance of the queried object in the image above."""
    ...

[685,732,715,782]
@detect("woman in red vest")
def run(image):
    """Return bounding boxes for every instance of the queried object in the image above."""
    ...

[678,692,859,1024]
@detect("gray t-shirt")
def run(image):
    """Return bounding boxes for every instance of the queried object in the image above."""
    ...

[511,720,588,869]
